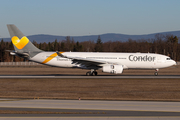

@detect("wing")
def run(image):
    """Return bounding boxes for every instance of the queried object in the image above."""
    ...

[56,52,118,69]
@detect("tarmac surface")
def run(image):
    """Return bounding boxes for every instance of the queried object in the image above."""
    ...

[0,73,180,119]
[0,75,180,79]
[0,99,180,119]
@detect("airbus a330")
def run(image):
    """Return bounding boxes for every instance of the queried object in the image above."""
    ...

[7,25,176,76]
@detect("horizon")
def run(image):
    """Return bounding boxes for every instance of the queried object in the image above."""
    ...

[2,29,180,39]
[2,30,180,44]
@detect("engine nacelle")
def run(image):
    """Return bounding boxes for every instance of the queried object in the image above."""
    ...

[102,65,123,74]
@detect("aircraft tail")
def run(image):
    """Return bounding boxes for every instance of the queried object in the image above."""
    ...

[7,24,42,57]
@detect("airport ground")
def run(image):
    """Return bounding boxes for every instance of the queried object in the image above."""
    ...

[0,65,180,119]
[0,65,179,101]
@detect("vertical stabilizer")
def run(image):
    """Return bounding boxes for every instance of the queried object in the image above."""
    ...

[7,24,42,57]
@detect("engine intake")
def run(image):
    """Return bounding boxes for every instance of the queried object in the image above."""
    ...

[102,65,123,74]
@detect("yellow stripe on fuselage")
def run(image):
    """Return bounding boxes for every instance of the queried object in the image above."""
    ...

[42,52,64,64]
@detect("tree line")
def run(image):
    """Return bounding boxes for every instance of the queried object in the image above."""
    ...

[0,34,179,62]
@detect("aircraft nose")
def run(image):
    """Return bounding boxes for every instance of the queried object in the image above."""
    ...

[173,60,177,65]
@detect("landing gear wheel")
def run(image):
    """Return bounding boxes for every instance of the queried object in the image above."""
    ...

[86,72,91,76]
[94,71,98,76]
[91,72,94,76]
[154,72,158,76]
[86,71,98,76]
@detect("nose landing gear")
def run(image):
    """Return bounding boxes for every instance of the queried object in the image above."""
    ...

[154,69,159,76]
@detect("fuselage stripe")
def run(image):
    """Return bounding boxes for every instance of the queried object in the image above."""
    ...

[42,52,64,64]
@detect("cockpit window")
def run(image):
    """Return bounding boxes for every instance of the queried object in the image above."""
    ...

[166,58,171,60]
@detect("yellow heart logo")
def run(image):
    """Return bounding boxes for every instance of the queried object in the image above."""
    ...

[12,36,29,49]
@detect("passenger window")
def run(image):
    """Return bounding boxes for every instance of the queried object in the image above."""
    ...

[166,58,171,60]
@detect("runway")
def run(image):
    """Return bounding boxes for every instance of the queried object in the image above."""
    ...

[0,99,180,119]
[0,75,180,79]
[1,99,180,112]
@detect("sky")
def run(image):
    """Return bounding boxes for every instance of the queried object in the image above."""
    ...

[0,0,180,38]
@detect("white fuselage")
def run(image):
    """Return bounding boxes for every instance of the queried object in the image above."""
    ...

[30,52,176,70]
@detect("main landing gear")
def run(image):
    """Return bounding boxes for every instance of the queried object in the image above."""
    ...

[86,69,98,76]
[154,69,159,76]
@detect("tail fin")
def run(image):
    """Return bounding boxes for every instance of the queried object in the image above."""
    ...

[7,24,42,57]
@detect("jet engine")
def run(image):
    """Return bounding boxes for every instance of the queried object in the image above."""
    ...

[102,65,123,74]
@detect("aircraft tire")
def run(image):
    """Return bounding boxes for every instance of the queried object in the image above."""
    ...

[154,72,158,76]
[86,72,91,76]
[94,71,98,76]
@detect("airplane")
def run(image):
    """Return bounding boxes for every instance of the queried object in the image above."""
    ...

[7,24,176,76]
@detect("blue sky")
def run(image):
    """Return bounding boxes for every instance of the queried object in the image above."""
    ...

[0,0,180,38]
